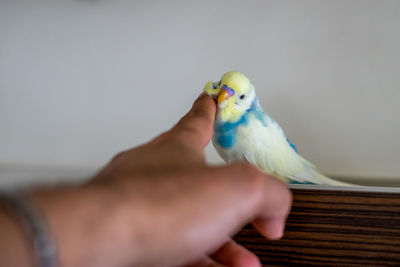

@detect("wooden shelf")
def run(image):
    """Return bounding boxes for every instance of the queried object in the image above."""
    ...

[234,189,400,266]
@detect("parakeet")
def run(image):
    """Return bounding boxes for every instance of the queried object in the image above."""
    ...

[204,71,351,186]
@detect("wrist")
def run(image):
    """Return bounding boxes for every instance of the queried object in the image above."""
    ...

[0,202,35,267]
[30,184,141,267]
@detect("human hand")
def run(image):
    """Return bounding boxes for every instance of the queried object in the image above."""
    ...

[32,93,292,267]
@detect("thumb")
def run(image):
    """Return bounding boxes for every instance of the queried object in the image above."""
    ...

[161,93,216,151]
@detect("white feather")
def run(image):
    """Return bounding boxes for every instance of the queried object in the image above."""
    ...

[214,112,352,186]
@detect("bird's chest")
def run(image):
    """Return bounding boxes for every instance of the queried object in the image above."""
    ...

[213,112,280,163]
[213,113,264,162]
[213,110,268,146]
[213,116,248,150]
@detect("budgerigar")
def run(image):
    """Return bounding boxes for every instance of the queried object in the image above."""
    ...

[204,71,351,186]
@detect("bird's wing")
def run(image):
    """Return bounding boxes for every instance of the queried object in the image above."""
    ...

[241,111,353,186]
[237,111,305,178]
[288,165,354,186]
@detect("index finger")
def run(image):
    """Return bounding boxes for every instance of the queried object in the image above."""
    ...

[172,163,292,259]
[210,163,293,240]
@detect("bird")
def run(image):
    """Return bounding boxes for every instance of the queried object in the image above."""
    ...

[204,71,352,186]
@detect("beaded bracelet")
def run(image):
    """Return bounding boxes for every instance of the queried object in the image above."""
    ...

[0,192,58,267]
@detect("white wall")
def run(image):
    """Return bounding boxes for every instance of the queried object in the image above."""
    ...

[1,0,399,186]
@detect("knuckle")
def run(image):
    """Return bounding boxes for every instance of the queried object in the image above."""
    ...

[231,163,263,180]
[265,178,293,214]
[191,106,210,119]
[176,115,200,134]
[172,122,203,144]
[230,163,265,190]
[229,163,292,210]
[178,123,198,135]
[168,128,196,146]
[282,185,293,207]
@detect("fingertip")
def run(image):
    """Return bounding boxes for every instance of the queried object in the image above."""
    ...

[192,91,216,114]
[211,240,261,267]
[217,163,292,241]
[253,217,286,240]
[161,92,216,151]
[238,252,261,267]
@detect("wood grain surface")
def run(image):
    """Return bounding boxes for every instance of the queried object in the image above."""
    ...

[234,189,400,266]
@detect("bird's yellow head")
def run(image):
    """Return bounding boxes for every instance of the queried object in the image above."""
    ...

[204,71,257,123]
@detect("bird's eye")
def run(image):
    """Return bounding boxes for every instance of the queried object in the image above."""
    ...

[240,94,245,99]
[211,80,221,89]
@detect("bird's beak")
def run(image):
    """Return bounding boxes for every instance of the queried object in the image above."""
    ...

[218,85,235,105]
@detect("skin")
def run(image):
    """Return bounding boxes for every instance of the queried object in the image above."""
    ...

[0,93,292,267]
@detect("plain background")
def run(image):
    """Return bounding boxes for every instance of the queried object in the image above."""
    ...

[1,0,399,187]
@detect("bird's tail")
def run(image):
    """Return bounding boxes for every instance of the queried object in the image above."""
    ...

[308,168,355,186]
[288,156,356,186]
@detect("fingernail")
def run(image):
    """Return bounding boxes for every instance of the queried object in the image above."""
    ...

[265,217,285,240]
